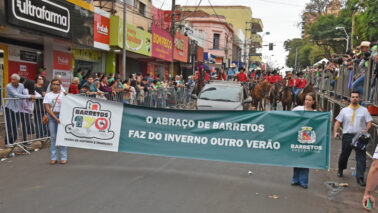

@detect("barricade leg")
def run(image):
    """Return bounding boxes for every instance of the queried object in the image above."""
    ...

[4,107,20,145]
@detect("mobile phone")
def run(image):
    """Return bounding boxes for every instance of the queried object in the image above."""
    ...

[366,198,373,211]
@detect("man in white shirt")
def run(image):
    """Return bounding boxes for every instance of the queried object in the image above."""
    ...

[362,145,378,211]
[334,91,373,186]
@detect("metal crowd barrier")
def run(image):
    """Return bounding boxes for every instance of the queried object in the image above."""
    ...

[2,97,50,153]
[79,86,195,110]
[311,58,377,106]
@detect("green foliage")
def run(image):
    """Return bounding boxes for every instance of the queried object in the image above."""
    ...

[345,0,378,44]
[285,0,377,69]
[284,39,325,69]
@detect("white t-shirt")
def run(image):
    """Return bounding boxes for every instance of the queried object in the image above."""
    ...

[43,91,64,112]
[292,106,316,111]
[373,145,378,159]
[335,106,373,134]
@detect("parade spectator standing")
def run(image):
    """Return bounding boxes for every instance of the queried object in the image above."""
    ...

[334,91,373,186]
[75,68,84,82]
[44,79,66,165]
[99,76,114,98]
[20,80,41,141]
[34,75,48,138]
[362,145,378,211]
[353,41,371,95]
[291,92,317,189]
[5,74,35,146]
[68,77,80,94]
[236,67,248,82]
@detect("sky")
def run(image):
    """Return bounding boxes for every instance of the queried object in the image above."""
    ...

[152,0,311,72]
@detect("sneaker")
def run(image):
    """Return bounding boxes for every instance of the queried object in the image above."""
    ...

[337,170,343,177]
[291,182,299,186]
[300,185,308,189]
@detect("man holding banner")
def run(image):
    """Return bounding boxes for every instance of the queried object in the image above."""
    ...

[334,91,373,186]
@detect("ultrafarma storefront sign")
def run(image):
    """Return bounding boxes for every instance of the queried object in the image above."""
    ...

[8,0,70,34]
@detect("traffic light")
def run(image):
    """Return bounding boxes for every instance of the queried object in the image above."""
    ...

[269,43,273,51]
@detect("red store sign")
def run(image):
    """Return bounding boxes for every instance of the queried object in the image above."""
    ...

[53,51,72,71]
[173,33,188,63]
[94,7,110,50]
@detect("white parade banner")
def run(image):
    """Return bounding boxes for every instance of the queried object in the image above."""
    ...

[56,95,124,152]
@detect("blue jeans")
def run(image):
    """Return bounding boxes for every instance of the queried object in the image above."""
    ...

[352,74,365,96]
[294,87,302,97]
[292,167,309,186]
[48,114,67,161]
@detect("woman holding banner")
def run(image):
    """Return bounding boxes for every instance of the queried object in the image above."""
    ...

[291,92,317,189]
[44,79,67,165]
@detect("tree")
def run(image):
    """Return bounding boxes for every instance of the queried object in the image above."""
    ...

[304,0,331,15]
[344,0,378,46]
[307,14,352,55]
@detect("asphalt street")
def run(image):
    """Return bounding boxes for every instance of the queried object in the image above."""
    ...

[0,105,371,213]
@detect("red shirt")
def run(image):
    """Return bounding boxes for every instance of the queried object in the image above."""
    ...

[237,72,248,82]
[268,75,276,84]
[295,78,307,88]
[250,72,256,79]
[68,84,79,94]
[275,75,283,82]
[284,78,294,87]
[196,72,210,82]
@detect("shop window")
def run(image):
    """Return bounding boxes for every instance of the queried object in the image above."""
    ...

[213,33,220,49]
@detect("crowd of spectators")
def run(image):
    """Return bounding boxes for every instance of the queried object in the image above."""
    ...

[303,41,377,103]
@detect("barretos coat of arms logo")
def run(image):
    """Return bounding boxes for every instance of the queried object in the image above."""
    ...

[65,101,114,140]
[297,127,316,144]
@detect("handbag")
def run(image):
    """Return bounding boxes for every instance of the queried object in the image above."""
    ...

[42,93,60,125]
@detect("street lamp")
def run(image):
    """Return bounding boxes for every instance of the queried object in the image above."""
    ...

[336,26,349,53]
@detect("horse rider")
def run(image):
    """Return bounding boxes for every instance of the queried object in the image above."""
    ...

[279,72,295,100]
[275,71,283,83]
[227,63,238,80]
[294,72,308,97]
[237,67,248,83]
[194,65,209,95]
[268,71,277,85]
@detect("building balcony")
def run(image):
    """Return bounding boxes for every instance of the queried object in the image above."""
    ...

[251,34,262,48]
[251,18,263,33]
[249,55,262,62]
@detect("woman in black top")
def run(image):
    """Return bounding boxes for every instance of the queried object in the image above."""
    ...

[34,75,48,138]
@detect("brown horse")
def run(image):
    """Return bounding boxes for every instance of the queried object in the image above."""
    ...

[296,83,315,106]
[281,79,293,111]
[251,80,271,111]
[269,82,282,110]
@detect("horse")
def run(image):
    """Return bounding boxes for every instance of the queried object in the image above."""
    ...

[251,80,271,111]
[296,83,315,106]
[281,79,293,111]
[269,82,282,110]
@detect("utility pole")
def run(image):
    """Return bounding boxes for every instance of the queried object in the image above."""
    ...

[294,47,298,74]
[170,0,176,79]
[244,22,247,68]
[122,0,127,81]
